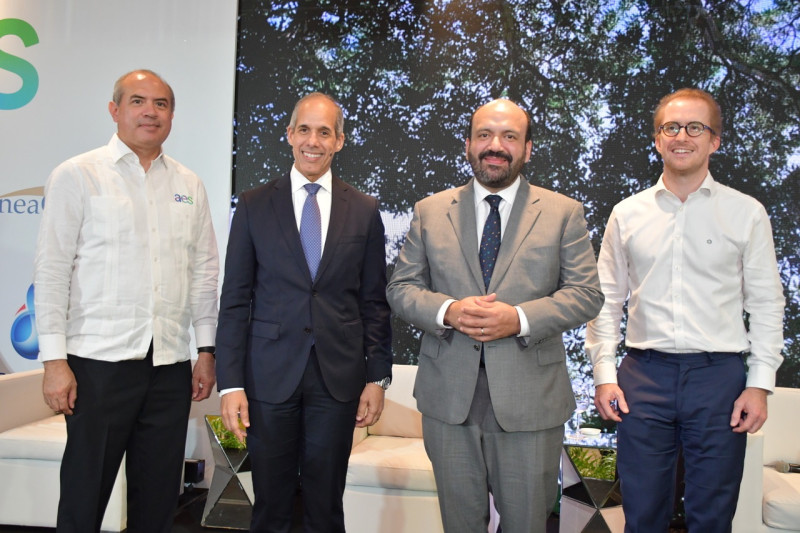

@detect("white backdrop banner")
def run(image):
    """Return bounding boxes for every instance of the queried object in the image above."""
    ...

[0,0,237,373]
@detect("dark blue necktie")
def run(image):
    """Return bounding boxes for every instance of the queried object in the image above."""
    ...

[480,195,502,290]
[300,183,322,279]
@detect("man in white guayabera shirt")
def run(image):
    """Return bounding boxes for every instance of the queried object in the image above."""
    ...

[34,69,219,533]
[586,88,785,533]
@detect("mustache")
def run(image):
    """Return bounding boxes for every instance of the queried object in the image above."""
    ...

[479,150,512,163]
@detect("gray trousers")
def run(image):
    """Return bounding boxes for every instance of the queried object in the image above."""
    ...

[422,368,563,533]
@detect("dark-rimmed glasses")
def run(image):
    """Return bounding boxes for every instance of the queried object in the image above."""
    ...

[658,121,716,137]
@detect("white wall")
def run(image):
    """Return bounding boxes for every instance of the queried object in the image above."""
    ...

[1,0,239,488]
[0,0,236,370]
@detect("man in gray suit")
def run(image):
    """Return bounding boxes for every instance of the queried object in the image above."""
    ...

[387,98,604,532]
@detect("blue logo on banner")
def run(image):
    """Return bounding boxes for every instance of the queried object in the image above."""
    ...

[10,284,38,359]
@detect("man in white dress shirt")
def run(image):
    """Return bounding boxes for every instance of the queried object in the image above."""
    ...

[586,88,785,533]
[34,70,219,533]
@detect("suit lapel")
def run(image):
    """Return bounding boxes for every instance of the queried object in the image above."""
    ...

[489,178,541,292]
[315,176,349,282]
[271,174,313,279]
[448,180,485,293]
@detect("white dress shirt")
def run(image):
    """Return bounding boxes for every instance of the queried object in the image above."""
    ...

[290,165,333,252]
[436,177,531,338]
[585,173,785,391]
[34,134,219,366]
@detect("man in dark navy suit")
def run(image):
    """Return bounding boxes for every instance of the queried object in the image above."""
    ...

[215,92,392,533]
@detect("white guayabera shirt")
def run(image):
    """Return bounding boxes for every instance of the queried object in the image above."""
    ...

[34,134,219,366]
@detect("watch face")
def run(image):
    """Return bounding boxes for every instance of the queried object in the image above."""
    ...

[373,377,391,389]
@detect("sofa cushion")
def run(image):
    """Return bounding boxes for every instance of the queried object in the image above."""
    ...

[762,467,800,529]
[369,400,423,439]
[0,415,66,461]
[348,436,436,492]
[368,365,422,439]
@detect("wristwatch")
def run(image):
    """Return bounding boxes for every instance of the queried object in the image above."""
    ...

[371,377,391,390]
[197,346,215,359]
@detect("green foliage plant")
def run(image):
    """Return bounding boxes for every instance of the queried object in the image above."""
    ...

[208,415,247,450]
[567,445,616,481]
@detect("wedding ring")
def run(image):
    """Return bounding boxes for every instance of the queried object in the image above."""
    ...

[481,328,485,335]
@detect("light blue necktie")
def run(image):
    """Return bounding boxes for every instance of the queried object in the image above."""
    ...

[300,183,322,279]
[480,195,502,290]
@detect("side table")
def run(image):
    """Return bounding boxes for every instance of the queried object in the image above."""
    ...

[201,415,254,530]
[560,432,623,533]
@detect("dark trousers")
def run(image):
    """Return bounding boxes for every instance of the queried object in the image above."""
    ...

[617,348,747,533]
[247,348,358,533]
[57,348,192,533]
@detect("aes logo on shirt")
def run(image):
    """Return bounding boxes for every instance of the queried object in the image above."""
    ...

[174,193,194,205]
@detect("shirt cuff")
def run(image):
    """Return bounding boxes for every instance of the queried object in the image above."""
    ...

[515,306,529,338]
[219,387,245,397]
[194,324,217,349]
[436,299,456,329]
[37,334,68,362]
[744,362,776,393]
[592,360,619,386]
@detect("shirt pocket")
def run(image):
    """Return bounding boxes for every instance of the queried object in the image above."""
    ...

[168,203,194,248]
[87,196,134,246]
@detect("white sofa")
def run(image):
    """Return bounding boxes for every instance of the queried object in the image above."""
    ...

[344,364,444,533]
[733,386,800,533]
[0,368,127,532]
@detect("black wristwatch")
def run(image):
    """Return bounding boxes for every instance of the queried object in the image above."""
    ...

[197,346,216,359]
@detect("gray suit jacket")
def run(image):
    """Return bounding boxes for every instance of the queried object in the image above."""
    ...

[386,177,603,432]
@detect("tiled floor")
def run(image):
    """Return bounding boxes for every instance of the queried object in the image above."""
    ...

[0,488,210,533]
[0,492,563,533]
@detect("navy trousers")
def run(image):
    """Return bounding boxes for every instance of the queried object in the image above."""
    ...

[616,348,747,533]
[246,348,358,533]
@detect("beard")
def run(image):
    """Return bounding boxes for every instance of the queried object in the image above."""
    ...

[468,149,525,190]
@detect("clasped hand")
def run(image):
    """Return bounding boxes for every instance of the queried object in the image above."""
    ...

[445,293,520,341]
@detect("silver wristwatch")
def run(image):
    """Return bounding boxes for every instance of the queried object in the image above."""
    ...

[371,377,391,390]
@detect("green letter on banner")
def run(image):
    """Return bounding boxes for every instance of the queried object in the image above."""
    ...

[0,18,40,110]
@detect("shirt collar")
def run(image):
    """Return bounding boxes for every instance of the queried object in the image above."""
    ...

[698,172,716,193]
[290,165,333,194]
[654,172,715,198]
[473,175,522,207]
[108,133,167,169]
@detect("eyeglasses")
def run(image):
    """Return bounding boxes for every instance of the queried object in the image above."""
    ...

[658,121,716,137]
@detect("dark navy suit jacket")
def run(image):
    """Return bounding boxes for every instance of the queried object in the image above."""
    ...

[216,174,392,403]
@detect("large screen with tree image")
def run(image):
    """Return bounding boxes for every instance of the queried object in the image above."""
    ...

[232,1,800,406]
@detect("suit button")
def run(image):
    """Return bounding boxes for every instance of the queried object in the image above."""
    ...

[473,345,480,351]
[304,327,312,334]
[312,291,317,297]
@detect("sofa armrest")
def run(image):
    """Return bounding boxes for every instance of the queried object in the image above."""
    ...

[762,387,800,465]
[0,368,55,433]
[732,430,764,533]
[352,427,368,449]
